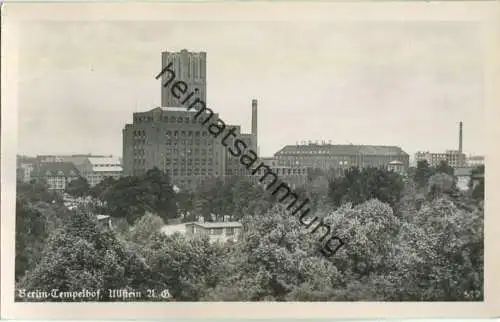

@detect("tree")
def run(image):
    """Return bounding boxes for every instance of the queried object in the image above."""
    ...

[99,168,178,224]
[470,165,485,202]
[17,180,60,204]
[142,168,178,220]
[128,212,165,246]
[427,172,455,200]
[386,197,483,300]
[204,204,342,301]
[15,200,48,281]
[65,177,90,198]
[414,160,434,188]
[15,181,70,281]
[90,176,116,198]
[328,167,404,209]
[435,160,454,176]
[17,210,168,301]
[146,233,228,301]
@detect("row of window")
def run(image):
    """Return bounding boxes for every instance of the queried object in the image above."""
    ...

[133,116,205,126]
[253,168,308,176]
[168,169,214,176]
[164,140,213,146]
[165,160,215,165]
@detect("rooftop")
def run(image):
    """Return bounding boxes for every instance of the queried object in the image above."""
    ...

[159,107,197,112]
[454,167,474,176]
[34,162,81,178]
[88,156,121,166]
[275,144,408,156]
[186,221,243,229]
[161,224,186,235]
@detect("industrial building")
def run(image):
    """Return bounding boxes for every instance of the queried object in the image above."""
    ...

[122,106,227,190]
[122,50,258,190]
[414,122,467,168]
[273,143,409,176]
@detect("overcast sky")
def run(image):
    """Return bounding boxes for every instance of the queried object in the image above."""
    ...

[18,20,485,159]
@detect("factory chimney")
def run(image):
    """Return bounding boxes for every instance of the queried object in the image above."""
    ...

[251,99,258,151]
[459,121,463,154]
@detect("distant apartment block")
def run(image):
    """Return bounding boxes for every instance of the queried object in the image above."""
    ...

[467,155,484,167]
[414,150,466,168]
[273,143,409,176]
[185,221,243,244]
[33,154,122,187]
[415,122,468,169]
[17,163,35,183]
[32,162,81,192]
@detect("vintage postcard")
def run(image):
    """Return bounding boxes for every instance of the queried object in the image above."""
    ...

[1,1,499,319]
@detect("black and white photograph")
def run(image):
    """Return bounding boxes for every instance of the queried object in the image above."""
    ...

[2,1,499,319]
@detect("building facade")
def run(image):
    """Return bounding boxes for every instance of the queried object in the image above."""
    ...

[17,163,35,183]
[185,221,243,244]
[77,156,123,187]
[32,162,81,192]
[273,143,409,176]
[122,107,227,190]
[467,155,484,167]
[160,50,207,107]
[123,50,259,191]
[414,150,466,168]
[387,160,405,175]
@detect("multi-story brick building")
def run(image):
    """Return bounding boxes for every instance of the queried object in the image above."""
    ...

[122,107,227,190]
[414,122,468,169]
[467,155,484,167]
[160,49,207,108]
[123,50,258,191]
[273,143,409,176]
[414,150,466,168]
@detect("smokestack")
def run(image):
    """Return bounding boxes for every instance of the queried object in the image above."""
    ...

[459,121,463,153]
[252,99,258,150]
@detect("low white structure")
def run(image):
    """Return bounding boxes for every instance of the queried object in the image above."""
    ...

[161,224,187,236]
[96,214,113,229]
[454,167,473,191]
[185,221,243,244]
[79,156,123,187]
[387,160,405,175]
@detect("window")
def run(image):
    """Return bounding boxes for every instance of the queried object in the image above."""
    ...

[211,228,223,235]
[226,228,235,236]
[178,117,183,123]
